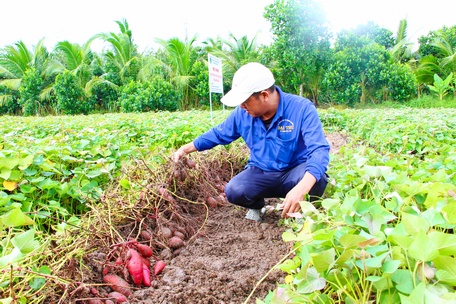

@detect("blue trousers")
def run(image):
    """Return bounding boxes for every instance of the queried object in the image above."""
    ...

[224,162,328,210]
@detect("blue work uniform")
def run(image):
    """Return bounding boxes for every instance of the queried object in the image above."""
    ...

[193,86,330,209]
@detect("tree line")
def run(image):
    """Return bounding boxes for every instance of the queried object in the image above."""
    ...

[1,0,455,116]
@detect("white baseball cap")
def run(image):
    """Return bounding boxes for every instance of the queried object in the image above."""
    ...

[221,62,275,107]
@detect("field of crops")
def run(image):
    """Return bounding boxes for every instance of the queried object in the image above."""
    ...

[1,107,455,303]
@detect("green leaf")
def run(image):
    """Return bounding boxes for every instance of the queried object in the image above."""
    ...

[399,281,425,304]
[355,252,389,270]
[401,213,430,235]
[312,248,335,273]
[1,208,35,227]
[424,183,452,208]
[0,157,19,169]
[295,267,326,293]
[85,169,102,178]
[119,178,131,189]
[442,202,456,224]
[277,257,300,273]
[29,265,51,291]
[0,247,23,267]
[433,256,456,285]
[0,298,13,304]
[321,198,340,210]
[0,167,12,180]
[11,229,40,253]
[339,234,367,248]
[18,155,34,170]
[382,260,402,274]
[391,269,414,295]
[429,231,456,256]
[408,230,439,261]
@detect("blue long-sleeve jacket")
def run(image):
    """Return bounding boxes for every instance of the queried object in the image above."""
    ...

[193,87,330,181]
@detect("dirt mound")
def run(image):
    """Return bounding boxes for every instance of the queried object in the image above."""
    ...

[134,202,288,304]
[50,133,347,304]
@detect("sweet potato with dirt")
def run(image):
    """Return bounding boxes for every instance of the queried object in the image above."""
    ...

[142,262,151,286]
[102,274,132,296]
[136,243,153,258]
[161,226,173,239]
[158,187,175,202]
[141,256,151,268]
[127,248,143,286]
[154,260,166,275]
[168,236,185,249]
[185,157,196,168]
[206,196,218,208]
[173,230,185,240]
[108,291,128,303]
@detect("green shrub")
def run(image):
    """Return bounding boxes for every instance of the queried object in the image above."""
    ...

[54,71,92,115]
[119,77,181,113]
[190,60,222,109]
[18,68,43,116]
[0,86,20,115]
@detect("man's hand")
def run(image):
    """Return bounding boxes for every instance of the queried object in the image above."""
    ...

[173,142,197,163]
[173,147,187,163]
[281,172,317,218]
[281,187,305,218]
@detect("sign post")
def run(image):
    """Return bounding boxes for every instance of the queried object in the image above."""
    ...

[208,54,223,120]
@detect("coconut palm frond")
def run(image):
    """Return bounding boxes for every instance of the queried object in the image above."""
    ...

[0,78,21,90]
[39,84,55,102]
[84,76,118,97]
[396,19,408,44]
[0,94,13,106]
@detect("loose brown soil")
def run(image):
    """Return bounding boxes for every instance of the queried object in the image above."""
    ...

[50,133,346,304]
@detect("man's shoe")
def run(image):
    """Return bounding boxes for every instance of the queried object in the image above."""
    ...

[245,208,266,222]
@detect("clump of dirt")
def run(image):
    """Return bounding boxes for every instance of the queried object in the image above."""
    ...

[48,133,347,304]
[326,132,348,154]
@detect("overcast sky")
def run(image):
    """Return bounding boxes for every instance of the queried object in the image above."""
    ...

[1,0,454,53]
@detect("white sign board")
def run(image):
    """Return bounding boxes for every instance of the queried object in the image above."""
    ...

[208,54,223,93]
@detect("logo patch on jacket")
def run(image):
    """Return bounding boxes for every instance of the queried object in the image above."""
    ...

[277,119,294,133]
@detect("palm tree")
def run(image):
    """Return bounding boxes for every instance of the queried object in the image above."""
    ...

[0,39,48,108]
[211,34,261,81]
[431,37,456,97]
[415,36,456,97]
[390,19,414,64]
[95,19,140,85]
[45,39,116,100]
[155,35,198,110]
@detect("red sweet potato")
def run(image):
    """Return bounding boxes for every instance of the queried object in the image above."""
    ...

[185,157,196,168]
[115,256,124,265]
[88,300,104,304]
[127,248,143,286]
[102,274,132,296]
[168,236,184,249]
[141,230,152,241]
[141,256,151,268]
[206,196,217,208]
[142,262,151,286]
[173,231,185,240]
[161,227,173,239]
[154,260,166,275]
[108,291,128,303]
[136,243,153,258]
[158,187,174,202]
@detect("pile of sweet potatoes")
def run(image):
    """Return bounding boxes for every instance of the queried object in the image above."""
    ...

[88,239,166,303]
